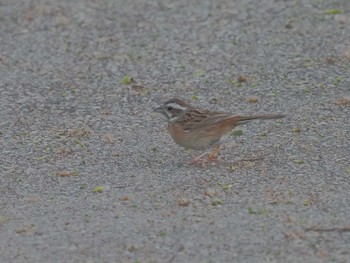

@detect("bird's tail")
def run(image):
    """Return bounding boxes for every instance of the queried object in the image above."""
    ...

[234,114,286,125]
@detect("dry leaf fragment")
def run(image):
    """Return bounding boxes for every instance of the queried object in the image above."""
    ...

[238,74,248,83]
[335,96,350,106]
[204,189,218,197]
[178,198,190,207]
[246,96,259,103]
[120,195,130,201]
[103,133,116,144]
[57,170,78,177]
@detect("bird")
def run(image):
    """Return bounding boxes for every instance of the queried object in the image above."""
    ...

[154,98,285,165]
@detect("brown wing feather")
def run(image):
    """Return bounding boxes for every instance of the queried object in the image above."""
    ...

[179,109,233,131]
[179,110,285,132]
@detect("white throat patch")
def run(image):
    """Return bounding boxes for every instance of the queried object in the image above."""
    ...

[169,115,180,122]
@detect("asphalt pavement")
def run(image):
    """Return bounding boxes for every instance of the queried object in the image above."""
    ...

[0,0,349,262]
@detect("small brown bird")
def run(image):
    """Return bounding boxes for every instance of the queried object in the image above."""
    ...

[154,98,285,165]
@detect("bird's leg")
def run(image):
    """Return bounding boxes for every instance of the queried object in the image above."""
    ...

[188,146,220,167]
[189,151,209,166]
[208,146,220,161]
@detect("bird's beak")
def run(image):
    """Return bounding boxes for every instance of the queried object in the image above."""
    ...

[153,106,163,113]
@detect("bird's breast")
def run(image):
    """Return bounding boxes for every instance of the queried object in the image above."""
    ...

[167,123,225,150]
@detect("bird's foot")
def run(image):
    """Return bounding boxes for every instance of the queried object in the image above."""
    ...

[207,146,220,161]
[188,151,209,167]
[188,147,220,168]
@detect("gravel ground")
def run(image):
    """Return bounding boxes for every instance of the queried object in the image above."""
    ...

[1,0,350,262]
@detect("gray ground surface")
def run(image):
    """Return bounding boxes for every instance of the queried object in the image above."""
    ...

[1,0,350,262]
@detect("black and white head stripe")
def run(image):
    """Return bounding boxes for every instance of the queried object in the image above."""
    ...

[154,99,190,122]
[165,102,187,112]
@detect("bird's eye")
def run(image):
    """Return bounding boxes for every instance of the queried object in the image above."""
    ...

[167,106,173,111]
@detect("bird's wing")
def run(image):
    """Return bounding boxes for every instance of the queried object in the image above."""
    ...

[180,109,233,131]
